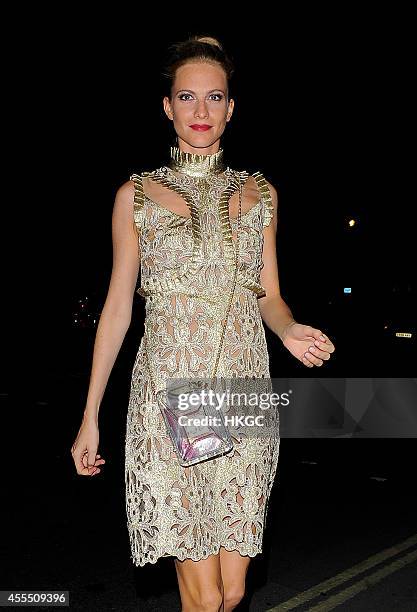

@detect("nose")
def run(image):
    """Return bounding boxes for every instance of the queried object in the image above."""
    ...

[195,99,209,119]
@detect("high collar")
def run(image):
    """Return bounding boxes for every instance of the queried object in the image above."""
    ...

[169,145,225,178]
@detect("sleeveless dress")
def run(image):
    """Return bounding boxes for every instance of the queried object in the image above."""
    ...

[124,147,280,567]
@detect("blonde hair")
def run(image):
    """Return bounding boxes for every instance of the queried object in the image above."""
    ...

[193,36,223,50]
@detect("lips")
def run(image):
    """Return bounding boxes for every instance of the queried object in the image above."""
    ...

[190,125,212,131]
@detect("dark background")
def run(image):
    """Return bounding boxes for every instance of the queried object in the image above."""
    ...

[2,9,416,610]
[15,13,414,385]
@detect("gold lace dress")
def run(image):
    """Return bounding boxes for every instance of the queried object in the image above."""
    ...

[124,146,280,567]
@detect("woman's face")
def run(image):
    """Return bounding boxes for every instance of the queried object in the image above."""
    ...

[163,61,234,154]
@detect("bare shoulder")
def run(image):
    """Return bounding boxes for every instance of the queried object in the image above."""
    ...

[116,179,135,202]
[112,179,135,215]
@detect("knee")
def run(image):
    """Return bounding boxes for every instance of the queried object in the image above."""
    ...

[224,585,245,610]
[189,588,223,612]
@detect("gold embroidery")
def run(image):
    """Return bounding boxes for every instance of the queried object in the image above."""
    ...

[131,166,268,299]
[169,145,225,177]
[125,150,280,566]
[130,173,146,231]
[252,171,274,228]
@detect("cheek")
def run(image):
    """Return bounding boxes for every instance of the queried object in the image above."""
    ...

[216,114,229,127]
[171,104,228,122]
[211,107,228,122]
[171,102,188,116]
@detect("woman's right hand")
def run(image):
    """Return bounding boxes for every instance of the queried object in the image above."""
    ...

[71,415,106,476]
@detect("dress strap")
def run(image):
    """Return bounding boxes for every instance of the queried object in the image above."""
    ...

[252,171,274,228]
[130,173,145,232]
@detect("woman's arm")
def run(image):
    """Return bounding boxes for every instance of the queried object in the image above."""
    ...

[258,181,296,341]
[258,181,335,367]
[83,179,140,424]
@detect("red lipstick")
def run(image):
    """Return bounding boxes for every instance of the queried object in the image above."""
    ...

[190,124,212,131]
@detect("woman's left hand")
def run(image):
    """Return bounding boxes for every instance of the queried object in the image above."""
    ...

[281,322,335,367]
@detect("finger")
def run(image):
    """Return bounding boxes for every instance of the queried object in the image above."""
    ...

[304,351,323,367]
[87,458,105,472]
[75,460,93,476]
[313,339,331,351]
[72,448,88,474]
[301,355,314,368]
[89,454,105,466]
[72,448,95,476]
[75,457,89,474]
[84,455,102,471]
[87,450,97,468]
[310,330,334,352]
[308,345,331,360]
[319,334,335,352]
[310,328,324,340]
[313,342,334,358]
[91,455,105,466]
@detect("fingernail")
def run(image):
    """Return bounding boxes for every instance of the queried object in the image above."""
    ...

[320,335,326,341]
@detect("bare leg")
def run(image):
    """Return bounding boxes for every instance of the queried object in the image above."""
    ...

[174,553,224,612]
[219,548,251,612]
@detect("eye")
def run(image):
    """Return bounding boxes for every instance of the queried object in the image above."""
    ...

[178,93,224,101]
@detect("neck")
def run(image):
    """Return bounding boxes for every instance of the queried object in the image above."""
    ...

[169,145,225,178]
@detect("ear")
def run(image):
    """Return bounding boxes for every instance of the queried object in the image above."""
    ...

[163,96,174,120]
[226,97,235,122]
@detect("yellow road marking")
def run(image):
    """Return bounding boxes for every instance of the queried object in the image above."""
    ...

[309,548,417,611]
[267,533,417,611]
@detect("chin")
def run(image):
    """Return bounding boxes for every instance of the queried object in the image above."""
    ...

[189,134,220,145]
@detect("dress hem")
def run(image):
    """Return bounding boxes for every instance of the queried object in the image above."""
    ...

[129,542,263,568]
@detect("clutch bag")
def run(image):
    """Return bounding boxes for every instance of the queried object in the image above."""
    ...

[154,377,233,467]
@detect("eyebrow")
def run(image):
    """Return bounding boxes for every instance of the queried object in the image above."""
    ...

[175,89,226,95]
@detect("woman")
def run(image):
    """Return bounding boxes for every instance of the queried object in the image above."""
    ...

[71,36,335,611]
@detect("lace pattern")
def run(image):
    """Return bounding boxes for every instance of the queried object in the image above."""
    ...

[125,163,280,566]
